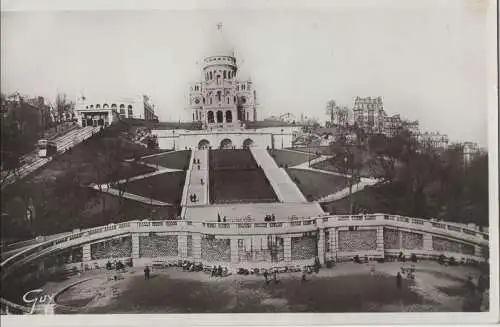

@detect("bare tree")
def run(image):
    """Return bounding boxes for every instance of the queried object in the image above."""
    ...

[326,100,338,125]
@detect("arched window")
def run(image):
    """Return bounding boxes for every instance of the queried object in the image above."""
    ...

[103,104,109,108]
[228,71,232,79]
[223,71,227,79]
[119,104,125,116]
[217,91,221,102]
[96,104,101,109]
[227,97,230,104]
[207,111,214,123]
[127,105,133,117]
[225,110,232,123]
[90,105,94,109]
[203,97,205,104]
[246,111,249,121]
[86,106,88,109]
[111,104,117,109]
[209,72,213,80]
[234,96,236,103]
[193,112,195,121]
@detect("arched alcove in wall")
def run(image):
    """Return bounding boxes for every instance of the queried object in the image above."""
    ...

[220,138,233,149]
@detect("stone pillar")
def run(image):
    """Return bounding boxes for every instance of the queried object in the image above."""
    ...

[82,244,91,262]
[376,226,385,258]
[131,234,140,259]
[423,233,433,254]
[192,234,202,261]
[474,244,482,258]
[284,236,292,262]
[317,228,325,264]
[230,238,239,264]
[334,228,340,261]
[398,229,403,249]
[178,233,188,259]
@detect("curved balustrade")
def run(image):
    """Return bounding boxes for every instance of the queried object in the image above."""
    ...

[1,214,488,281]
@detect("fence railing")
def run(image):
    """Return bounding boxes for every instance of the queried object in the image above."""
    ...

[1,213,488,280]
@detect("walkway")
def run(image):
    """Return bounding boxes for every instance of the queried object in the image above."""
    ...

[181,149,209,209]
[250,148,307,203]
[316,177,380,203]
[183,202,325,222]
[89,183,172,206]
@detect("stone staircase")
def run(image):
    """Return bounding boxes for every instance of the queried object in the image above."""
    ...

[250,148,307,203]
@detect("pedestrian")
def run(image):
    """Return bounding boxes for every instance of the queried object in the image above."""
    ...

[263,270,269,284]
[144,266,151,280]
[465,275,476,294]
[273,271,279,284]
[271,214,276,222]
[396,272,402,289]
[223,216,227,222]
[200,178,204,185]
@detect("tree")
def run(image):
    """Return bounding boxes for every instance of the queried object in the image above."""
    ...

[327,128,368,214]
[54,93,74,125]
[325,100,338,125]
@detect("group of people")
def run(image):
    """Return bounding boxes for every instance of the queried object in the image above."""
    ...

[264,214,276,222]
[211,265,229,277]
[193,158,201,170]
[189,193,198,202]
[106,260,126,271]
[263,270,280,285]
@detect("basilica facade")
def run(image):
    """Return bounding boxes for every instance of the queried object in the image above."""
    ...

[188,28,257,130]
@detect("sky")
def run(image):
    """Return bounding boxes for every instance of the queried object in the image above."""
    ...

[0,0,493,146]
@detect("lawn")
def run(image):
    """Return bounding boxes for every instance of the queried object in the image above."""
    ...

[312,159,385,179]
[268,149,318,167]
[210,169,278,204]
[124,172,186,204]
[286,146,332,155]
[286,169,350,201]
[141,150,191,170]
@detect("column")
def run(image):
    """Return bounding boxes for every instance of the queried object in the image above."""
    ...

[178,233,188,259]
[423,233,433,255]
[317,228,325,265]
[82,244,91,262]
[474,244,482,258]
[334,228,340,261]
[230,238,239,264]
[131,234,140,259]
[376,226,385,258]
[192,234,202,261]
[328,228,337,261]
[284,235,291,263]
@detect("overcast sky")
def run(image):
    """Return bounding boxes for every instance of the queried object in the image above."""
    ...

[1,0,492,145]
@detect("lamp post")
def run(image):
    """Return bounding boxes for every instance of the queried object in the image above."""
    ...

[172,130,176,150]
[281,128,284,149]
